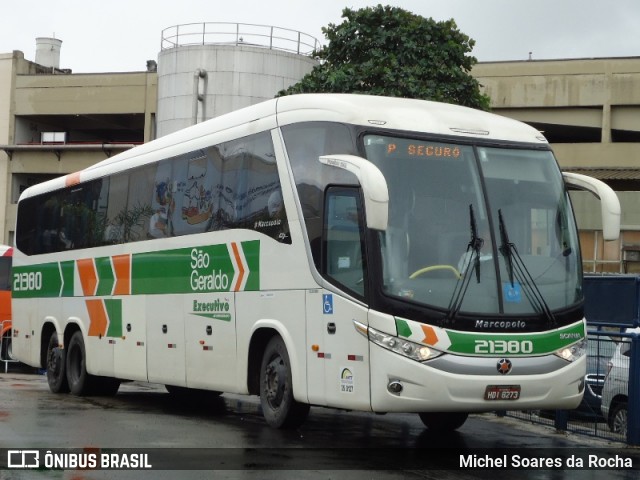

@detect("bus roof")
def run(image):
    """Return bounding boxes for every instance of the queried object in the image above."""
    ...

[19,94,548,200]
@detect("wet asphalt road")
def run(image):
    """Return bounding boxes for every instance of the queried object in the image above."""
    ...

[0,367,638,480]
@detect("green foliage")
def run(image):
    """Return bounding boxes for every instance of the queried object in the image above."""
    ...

[111,202,155,243]
[278,4,490,110]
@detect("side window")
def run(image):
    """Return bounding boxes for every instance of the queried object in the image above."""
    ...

[219,132,291,243]
[0,257,10,291]
[103,174,129,244]
[324,187,366,298]
[282,122,359,269]
[16,132,290,255]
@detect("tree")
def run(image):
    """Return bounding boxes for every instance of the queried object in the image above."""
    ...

[278,4,490,110]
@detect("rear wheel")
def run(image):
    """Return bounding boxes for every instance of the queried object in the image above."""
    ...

[66,331,93,395]
[93,377,121,396]
[1,330,13,360]
[418,412,468,432]
[46,331,69,393]
[259,336,309,429]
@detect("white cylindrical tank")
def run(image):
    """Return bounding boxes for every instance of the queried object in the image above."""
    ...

[156,23,319,137]
[35,37,63,69]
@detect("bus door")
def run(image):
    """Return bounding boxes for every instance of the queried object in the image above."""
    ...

[310,187,372,410]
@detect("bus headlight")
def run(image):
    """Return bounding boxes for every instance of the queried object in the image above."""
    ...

[353,321,443,362]
[554,339,586,363]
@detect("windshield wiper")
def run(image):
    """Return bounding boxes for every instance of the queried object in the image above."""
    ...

[498,210,515,286]
[443,205,484,326]
[497,210,556,327]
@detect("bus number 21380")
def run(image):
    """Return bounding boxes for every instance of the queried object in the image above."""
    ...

[13,271,42,292]
[475,339,533,355]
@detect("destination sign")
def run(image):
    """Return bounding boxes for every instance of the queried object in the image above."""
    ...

[385,143,462,158]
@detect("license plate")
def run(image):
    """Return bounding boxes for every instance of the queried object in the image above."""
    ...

[484,385,521,400]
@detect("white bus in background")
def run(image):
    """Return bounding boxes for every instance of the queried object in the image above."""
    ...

[11,94,620,430]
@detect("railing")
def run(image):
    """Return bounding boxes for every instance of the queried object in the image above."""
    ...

[501,325,640,446]
[161,22,321,56]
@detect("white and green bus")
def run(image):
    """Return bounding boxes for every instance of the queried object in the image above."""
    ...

[12,94,620,430]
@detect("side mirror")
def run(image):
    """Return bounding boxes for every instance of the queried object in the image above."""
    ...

[563,172,621,241]
[319,155,389,231]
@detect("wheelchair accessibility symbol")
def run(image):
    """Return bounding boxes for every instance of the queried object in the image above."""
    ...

[503,281,522,303]
[323,294,334,314]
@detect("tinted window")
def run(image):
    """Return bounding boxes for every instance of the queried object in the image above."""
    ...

[282,122,359,269]
[16,131,289,255]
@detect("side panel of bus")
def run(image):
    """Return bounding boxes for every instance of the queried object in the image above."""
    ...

[185,292,237,391]
[305,289,372,410]
[114,296,147,381]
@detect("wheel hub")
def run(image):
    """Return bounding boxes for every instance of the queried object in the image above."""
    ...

[48,348,62,375]
[264,357,286,407]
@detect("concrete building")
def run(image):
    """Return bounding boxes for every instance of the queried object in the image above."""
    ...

[2,32,640,272]
[0,48,157,246]
[0,24,318,247]
[473,58,640,272]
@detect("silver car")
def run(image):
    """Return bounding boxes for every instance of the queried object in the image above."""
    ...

[600,328,639,436]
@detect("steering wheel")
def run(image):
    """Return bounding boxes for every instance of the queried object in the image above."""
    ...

[409,265,461,279]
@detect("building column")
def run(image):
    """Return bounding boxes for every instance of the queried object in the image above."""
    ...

[601,70,613,143]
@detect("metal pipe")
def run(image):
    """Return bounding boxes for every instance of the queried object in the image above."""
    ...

[192,69,208,126]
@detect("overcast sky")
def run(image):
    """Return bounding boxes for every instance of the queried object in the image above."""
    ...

[1,0,638,73]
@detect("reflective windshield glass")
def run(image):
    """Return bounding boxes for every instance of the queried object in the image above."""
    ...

[364,135,581,316]
[479,146,582,314]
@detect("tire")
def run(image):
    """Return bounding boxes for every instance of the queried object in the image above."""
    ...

[608,402,628,436]
[46,331,69,393]
[93,377,121,396]
[418,412,468,432]
[259,336,309,429]
[1,331,13,360]
[66,331,95,396]
[6,337,13,360]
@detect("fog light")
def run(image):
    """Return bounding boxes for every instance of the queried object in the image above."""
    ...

[388,380,403,395]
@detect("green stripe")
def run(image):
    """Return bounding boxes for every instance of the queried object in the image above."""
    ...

[60,261,74,297]
[13,240,260,298]
[95,257,115,296]
[396,319,412,338]
[13,262,62,298]
[446,322,585,356]
[132,244,235,294]
[242,240,260,291]
[105,299,122,337]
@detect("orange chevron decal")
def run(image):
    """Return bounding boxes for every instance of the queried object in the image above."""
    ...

[231,242,245,292]
[86,299,108,337]
[77,258,98,296]
[421,324,439,346]
[112,254,131,295]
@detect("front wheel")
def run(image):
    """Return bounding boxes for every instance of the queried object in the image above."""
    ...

[259,336,309,429]
[419,412,468,432]
[608,402,628,436]
[46,331,69,393]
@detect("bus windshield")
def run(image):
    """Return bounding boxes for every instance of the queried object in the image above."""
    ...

[364,135,582,316]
